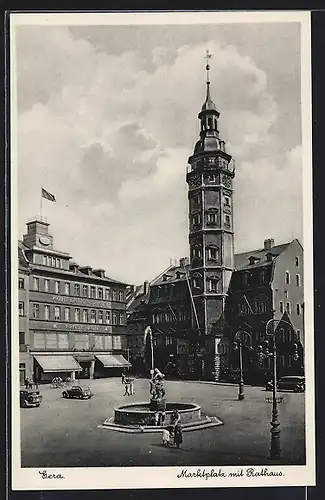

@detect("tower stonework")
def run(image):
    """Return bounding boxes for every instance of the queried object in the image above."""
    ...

[186,54,235,380]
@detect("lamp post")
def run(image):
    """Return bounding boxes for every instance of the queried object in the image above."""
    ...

[258,318,299,460]
[233,330,252,401]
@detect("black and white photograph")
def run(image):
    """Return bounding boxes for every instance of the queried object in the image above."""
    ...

[10,11,315,490]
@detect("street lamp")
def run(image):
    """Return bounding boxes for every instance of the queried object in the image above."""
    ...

[258,318,299,460]
[233,330,253,401]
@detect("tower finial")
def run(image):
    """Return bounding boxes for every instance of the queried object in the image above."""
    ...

[205,49,212,86]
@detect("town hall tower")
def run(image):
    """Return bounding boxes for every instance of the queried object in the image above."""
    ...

[186,52,235,379]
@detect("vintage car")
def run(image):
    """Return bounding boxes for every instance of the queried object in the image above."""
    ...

[266,375,305,392]
[20,389,43,408]
[62,385,93,399]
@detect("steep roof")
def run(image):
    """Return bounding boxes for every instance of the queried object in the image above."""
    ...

[234,242,291,271]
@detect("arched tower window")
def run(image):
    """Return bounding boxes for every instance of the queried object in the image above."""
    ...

[254,295,268,314]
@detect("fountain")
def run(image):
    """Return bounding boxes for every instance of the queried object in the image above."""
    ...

[100,368,224,434]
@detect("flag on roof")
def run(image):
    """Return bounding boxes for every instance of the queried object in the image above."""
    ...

[41,188,56,202]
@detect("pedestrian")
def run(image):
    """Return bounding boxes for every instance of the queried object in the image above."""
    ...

[158,410,166,426]
[28,378,33,389]
[24,377,29,389]
[171,409,183,449]
[162,427,171,446]
[129,379,135,395]
[123,378,131,396]
[121,372,126,385]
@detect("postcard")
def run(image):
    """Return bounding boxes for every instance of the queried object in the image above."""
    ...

[9,10,315,490]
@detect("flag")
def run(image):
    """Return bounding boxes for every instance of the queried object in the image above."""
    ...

[42,188,56,202]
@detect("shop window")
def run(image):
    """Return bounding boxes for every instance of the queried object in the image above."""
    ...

[113,336,122,349]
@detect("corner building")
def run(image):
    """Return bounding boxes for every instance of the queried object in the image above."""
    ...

[19,219,130,383]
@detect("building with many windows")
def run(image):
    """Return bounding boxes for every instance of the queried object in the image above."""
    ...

[18,218,130,384]
[225,238,304,384]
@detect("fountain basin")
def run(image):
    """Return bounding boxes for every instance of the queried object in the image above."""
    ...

[114,401,201,426]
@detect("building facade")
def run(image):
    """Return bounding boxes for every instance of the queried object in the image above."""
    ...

[18,218,130,384]
[225,238,304,384]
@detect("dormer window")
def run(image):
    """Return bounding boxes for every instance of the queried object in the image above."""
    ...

[266,253,272,262]
[248,256,260,266]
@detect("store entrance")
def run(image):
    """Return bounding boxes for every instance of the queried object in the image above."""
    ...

[78,361,91,379]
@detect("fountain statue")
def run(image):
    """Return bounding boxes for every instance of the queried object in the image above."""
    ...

[149,368,166,413]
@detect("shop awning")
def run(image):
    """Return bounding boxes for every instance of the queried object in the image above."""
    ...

[34,355,82,373]
[95,354,131,368]
[113,354,131,368]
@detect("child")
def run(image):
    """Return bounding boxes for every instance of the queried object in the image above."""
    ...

[162,427,171,447]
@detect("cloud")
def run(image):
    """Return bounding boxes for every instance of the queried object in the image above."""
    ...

[16,25,302,284]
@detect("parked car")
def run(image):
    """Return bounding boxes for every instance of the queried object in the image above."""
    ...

[266,376,305,392]
[62,385,93,399]
[20,389,43,408]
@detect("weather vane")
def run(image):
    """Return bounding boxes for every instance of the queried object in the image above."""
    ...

[205,50,212,85]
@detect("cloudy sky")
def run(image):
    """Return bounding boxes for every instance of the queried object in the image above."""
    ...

[15,20,303,285]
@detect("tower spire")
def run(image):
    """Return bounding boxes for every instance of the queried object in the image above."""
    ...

[201,49,216,112]
[205,49,212,100]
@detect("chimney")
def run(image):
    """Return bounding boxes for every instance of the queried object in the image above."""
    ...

[143,281,149,295]
[264,238,275,250]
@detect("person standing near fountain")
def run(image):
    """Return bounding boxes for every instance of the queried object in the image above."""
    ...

[170,409,183,449]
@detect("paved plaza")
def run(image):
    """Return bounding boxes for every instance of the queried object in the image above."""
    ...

[20,378,305,467]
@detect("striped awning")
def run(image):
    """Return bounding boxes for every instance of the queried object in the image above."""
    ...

[95,354,131,368]
[113,354,131,368]
[34,355,82,373]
